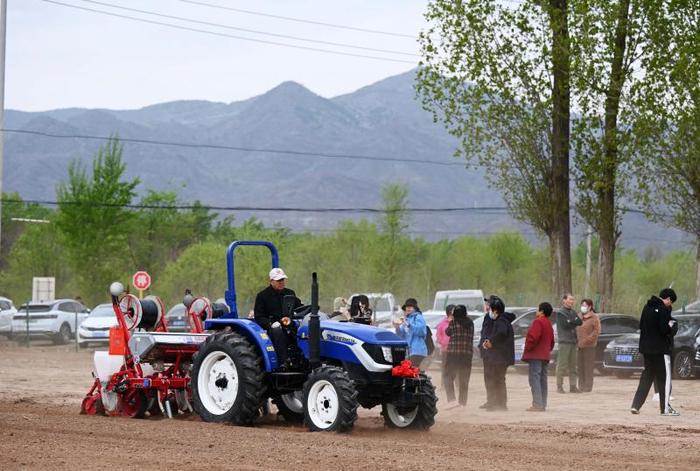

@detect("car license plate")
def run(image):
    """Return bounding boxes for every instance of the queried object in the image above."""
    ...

[515,352,523,361]
[170,320,186,326]
[93,331,108,338]
[616,354,633,363]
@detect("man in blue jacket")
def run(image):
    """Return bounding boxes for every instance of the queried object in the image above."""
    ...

[395,298,428,368]
[479,296,515,411]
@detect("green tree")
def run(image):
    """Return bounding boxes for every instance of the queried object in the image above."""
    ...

[0,193,53,268]
[55,138,139,304]
[631,0,699,300]
[417,0,573,298]
[568,0,679,310]
[378,183,410,293]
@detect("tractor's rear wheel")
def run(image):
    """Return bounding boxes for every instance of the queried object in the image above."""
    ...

[382,373,438,430]
[191,332,265,426]
[303,365,358,432]
[272,391,305,423]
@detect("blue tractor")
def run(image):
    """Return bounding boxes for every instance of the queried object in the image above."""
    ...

[190,241,438,432]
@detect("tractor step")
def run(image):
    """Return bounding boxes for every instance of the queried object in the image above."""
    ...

[269,371,307,392]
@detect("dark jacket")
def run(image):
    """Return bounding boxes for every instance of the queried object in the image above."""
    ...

[479,313,515,366]
[522,316,555,361]
[557,306,582,344]
[639,296,678,355]
[253,285,301,330]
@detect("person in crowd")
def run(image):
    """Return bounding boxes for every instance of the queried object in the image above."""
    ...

[253,268,301,366]
[436,304,455,391]
[556,293,583,393]
[522,302,555,411]
[576,298,601,392]
[479,295,514,411]
[395,298,428,368]
[349,295,373,324]
[631,288,679,416]
[444,304,474,408]
[331,297,350,320]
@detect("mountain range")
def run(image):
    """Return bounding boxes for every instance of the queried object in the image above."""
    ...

[4,69,693,252]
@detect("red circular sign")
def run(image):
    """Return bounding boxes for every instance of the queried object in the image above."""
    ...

[132,271,151,290]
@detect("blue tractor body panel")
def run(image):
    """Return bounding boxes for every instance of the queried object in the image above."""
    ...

[204,318,279,371]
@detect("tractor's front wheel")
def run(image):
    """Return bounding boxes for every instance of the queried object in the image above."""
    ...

[191,332,264,426]
[303,366,358,432]
[382,374,438,430]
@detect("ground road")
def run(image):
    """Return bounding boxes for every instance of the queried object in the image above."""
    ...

[1,340,698,470]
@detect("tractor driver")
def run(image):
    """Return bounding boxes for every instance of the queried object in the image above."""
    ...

[253,268,302,366]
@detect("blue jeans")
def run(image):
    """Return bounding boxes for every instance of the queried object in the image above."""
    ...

[528,360,549,409]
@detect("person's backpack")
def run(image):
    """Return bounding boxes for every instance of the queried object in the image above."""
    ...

[425,325,436,355]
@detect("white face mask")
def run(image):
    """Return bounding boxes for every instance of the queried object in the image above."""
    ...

[580,305,589,314]
[489,312,497,320]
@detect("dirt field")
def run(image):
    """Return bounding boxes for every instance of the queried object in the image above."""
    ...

[1,339,699,470]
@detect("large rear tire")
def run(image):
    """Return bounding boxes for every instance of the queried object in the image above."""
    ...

[191,332,265,426]
[382,373,437,430]
[303,365,358,432]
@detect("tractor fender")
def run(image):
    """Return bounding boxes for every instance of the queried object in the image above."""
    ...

[204,318,278,372]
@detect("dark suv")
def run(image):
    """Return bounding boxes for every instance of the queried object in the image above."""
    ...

[604,314,700,379]
[513,312,638,373]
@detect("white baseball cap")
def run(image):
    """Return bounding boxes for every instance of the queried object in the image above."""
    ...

[269,268,288,281]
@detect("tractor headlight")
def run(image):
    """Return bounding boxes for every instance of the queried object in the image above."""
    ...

[381,346,393,363]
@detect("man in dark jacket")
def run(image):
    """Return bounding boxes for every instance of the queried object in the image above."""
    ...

[479,296,514,411]
[253,268,302,365]
[556,293,583,393]
[631,288,679,416]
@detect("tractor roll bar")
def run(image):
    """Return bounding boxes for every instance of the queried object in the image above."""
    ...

[224,240,280,318]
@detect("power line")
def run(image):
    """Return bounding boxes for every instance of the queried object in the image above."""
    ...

[0,198,511,213]
[3,128,465,167]
[38,0,416,65]
[74,0,418,58]
[176,0,417,39]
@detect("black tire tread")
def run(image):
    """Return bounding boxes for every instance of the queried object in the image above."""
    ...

[303,365,358,433]
[382,373,438,430]
[191,332,265,426]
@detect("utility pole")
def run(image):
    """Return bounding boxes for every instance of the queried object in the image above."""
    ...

[584,224,593,298]
[0,0,7,254]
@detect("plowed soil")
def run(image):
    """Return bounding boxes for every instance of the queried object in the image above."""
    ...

[1,339,699,470]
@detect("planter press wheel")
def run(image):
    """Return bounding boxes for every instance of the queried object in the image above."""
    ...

[80,394,105,416]
[119,389,148,418]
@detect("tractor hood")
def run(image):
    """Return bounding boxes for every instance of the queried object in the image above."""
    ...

[298,320,406,346]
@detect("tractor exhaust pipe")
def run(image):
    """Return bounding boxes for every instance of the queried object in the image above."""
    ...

[309,272,321,369]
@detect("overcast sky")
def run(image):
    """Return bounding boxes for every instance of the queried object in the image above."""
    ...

[6,0,426,111]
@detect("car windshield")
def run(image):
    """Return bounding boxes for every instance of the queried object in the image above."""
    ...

[18,305,51,313]
[676,318,700,337]
[434,295,484,313]
[166,304,186,318]
[370,297,391,312]
[89,305,115,318]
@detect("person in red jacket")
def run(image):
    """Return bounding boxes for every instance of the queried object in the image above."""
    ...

[522,302,555,411]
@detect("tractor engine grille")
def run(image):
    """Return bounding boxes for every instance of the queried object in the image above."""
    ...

[362,344,407,366]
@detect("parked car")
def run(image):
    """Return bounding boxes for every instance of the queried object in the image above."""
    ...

[514,313,638,374]
[604,314,700,379]
[12,299,89,344]
[424,289,485,318]
[165,303,189,332]
[77,303,117,347]
[348,292,399,329]
[0,296,18,337]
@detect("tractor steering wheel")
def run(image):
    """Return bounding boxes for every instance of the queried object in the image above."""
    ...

[292,305,312,319]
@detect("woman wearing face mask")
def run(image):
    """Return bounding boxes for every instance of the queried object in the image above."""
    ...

[576,298,601,392]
